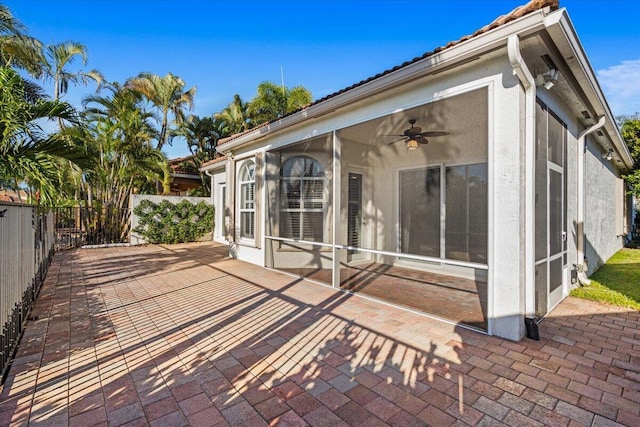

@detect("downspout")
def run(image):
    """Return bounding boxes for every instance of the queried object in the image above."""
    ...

[508,35,538,339]
[576,116,606,285]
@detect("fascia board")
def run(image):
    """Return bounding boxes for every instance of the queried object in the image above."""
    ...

[544,9,633,170]
[216,11,550,154]
[199,162,225,172]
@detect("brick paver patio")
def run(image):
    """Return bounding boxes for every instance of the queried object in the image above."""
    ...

[0,242,638,426]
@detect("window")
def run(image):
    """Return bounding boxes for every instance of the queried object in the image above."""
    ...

[239,161,255,240]
[280,156,325,241]
[399,163,488,263]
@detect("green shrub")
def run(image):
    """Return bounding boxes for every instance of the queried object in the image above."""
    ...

[133,199,214,244]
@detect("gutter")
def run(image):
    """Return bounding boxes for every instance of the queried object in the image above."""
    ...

[575,116,606,285]
[508,34,538,338]
[544,10,633,171]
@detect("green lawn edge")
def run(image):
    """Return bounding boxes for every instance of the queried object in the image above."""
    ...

[570,248,640,310]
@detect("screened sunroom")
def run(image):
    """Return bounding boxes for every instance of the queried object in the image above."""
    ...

[203,0,634,341]
[263,87,489,331]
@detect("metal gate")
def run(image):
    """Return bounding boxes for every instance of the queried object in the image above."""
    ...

[54,207,130,250]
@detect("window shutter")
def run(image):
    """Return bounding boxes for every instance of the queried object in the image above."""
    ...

[347,173,362,250]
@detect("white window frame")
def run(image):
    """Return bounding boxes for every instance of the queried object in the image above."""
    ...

[279,155,325,242]
[238,160,255,242]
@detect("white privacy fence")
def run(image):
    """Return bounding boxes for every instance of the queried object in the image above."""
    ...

[0,202,55,381]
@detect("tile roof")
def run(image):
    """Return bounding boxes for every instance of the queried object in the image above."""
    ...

[218,0,559,146]
[200,155,227,170]
[167,155,197,175]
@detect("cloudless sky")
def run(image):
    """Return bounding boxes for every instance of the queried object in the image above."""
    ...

[6,0,640,158]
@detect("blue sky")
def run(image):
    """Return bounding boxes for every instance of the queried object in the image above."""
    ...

[6,0,640,158]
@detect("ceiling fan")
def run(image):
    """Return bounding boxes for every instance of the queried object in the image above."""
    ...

[385,119,449,149]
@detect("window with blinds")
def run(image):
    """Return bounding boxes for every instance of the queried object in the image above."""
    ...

[279,156,325,241]
[239,160,255,240]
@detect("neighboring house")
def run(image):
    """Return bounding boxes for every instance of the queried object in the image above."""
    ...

[0,189,29,203]
[167,156,203,195]
[200,0,634,341]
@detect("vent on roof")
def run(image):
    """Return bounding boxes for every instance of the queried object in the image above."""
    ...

[541,54,557,70]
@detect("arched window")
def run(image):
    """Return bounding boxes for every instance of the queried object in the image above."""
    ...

[280,156,325,241]
[239,160,255,239]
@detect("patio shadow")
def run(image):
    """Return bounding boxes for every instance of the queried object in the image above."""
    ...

[0,243,638,427]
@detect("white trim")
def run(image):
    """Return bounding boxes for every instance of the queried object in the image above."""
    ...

[237,159,256,244]
[508,34,536,320]
[544,10,632,170]
[486,81,495,336]
[259,79,500,156]
[440,162,447,261]
[216,11,549,154]
[332,130,341,288]
[265,236,488,270]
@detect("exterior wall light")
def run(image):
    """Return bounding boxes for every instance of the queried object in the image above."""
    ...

[535,69,560,89]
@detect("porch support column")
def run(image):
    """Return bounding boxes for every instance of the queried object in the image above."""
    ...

[508,35,536,323]
[226,155,237,256]
[332,130,342,288]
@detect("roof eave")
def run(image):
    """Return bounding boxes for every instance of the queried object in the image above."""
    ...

[215,10,551,155]
[544,9,633,170]
[199,156,227,172]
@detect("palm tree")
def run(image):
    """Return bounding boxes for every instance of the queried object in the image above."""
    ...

[125,72,196,150]
[215,94,251,136]
[173,114,219,193]
[81,82,168,197]
[42,41,104,101]
[0,4,44,76]
[248,81,312,125]
[0,67,92,205]
[71,83,170,241]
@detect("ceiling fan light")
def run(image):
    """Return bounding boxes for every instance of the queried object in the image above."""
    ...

[406,139,419,150]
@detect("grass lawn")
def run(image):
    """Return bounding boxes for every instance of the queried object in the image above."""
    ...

[570,247,640,310]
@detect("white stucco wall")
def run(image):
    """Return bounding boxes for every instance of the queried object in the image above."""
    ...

[584,137,626,274]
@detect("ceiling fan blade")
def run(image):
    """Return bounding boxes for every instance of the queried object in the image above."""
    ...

[382,134,406,137]
[420,131,449,137]
[387,138,406,145]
